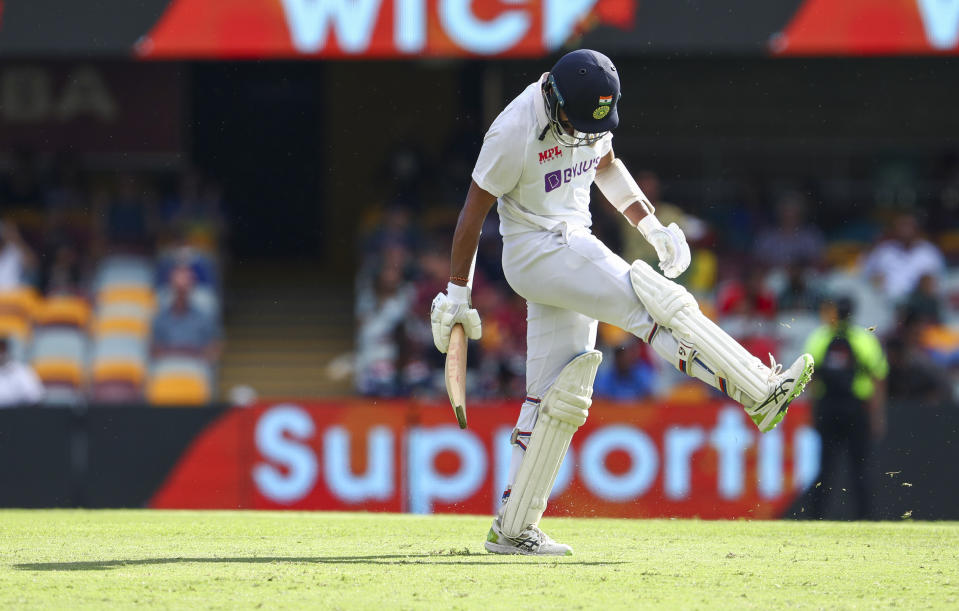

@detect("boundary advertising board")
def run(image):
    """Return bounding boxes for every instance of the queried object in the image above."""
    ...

[151,399,820,518]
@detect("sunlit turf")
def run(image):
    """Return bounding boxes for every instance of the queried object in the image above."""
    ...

[1,510,957,609]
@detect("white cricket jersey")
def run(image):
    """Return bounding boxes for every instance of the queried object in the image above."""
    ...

[471,73,613,237]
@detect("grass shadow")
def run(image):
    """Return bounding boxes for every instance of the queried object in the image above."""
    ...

[14,554,630,571]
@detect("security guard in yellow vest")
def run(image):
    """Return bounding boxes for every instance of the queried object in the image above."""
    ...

[803,296,888,519]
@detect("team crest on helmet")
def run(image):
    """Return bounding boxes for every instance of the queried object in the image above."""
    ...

[594,95,613,119]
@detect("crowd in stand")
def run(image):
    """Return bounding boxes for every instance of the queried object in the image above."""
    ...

[355,146,959,409]
[0,150,224,407]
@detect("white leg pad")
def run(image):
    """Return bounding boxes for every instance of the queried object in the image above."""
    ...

[630,259,770,403]
[500,350,602,538]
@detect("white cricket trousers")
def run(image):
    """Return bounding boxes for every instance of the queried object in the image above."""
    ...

[498,225,724,493]
[499,225,665,491]
[503,225,656,395]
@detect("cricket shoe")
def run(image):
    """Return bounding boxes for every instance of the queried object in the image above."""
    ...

[745,353,815,433]
[484,518,572,556]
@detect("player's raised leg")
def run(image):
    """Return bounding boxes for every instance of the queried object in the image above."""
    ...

[503,228,813,433]
[630,259,814,431]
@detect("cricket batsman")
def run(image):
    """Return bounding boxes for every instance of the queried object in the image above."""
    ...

[429,50,815,556]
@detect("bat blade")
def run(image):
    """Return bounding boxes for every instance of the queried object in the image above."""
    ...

[445,323,468,429]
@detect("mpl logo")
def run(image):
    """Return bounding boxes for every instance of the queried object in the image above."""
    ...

[538,146,562,164]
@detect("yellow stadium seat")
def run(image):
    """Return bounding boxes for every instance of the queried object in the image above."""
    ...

[92,361,146,386]
[34,297,91,328]
[94,317,150,339]
[598,322,629,348]
[98,286,156,310]
[147,375,211,406]
[33,358,83,387]
[0,287,40,320]
[0,314,31,342]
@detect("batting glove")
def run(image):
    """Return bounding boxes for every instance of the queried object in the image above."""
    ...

[430,282,482,353]
[637,215,691,279]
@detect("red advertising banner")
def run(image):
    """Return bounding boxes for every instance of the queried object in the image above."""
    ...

[773,0,959,55]
[136,0,635,59]
[151,398,819,518]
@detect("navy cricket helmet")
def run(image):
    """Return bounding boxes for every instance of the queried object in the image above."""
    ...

[542,49,621,147]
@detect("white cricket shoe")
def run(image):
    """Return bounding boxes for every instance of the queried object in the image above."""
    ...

[745,353,815,433]
[484,518,572,556]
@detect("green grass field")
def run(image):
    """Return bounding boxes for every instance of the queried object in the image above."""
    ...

[1,511,957,610]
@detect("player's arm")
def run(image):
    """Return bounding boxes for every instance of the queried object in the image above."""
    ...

[431,110,519,354]
[429,180,494,354]
[594,148,691,278]
[450,180,498,286]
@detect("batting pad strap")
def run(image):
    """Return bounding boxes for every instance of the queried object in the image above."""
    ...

[500,351,602,538]
[594,158,655,216]
[541,388,590,427]
[630,260,770,403]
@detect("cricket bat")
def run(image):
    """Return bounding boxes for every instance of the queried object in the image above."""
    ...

[445,323,468,429]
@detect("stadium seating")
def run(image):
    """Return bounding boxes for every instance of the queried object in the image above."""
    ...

[33,296,91,329]
[94,255,154,291]
[91,334,148,402]
[0,286,40,320]
[30,328,88,402]
[93,302,152,339]
[6,335,27,363]
[0,314,31,343]
[146,355,213,406]
[97,286,156,310]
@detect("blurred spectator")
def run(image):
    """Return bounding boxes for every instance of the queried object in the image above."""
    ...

[0,335,43,407]
[0,221,38,290]
[357,241,415,304]
[885,308,952,402]
[754,192,825,269]
[717,268,777,319]
[594,342,658,401]
[94,174,158,252]
[362,204,420,255]
[41,244,86,297]
[151,265,221,361]
[804,297,888,520]
[158,244,219,289]
[473,283,526,397]
[862,212,944,301]
[43,152,86,213]
[161,170,227,250]
[902,273,942,325]
[42,152,91,255]
[776,261,822,313]
[355,264,415,396]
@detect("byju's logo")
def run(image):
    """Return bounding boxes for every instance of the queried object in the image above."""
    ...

[544,157,601,193]
[544,170,562,193]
